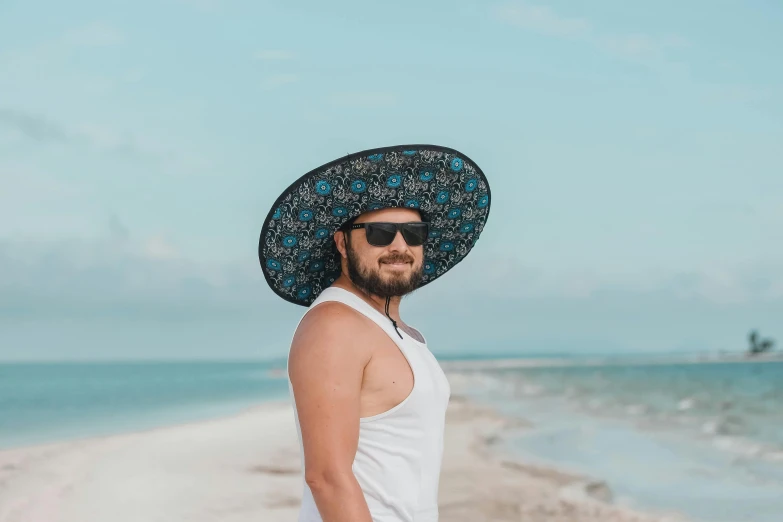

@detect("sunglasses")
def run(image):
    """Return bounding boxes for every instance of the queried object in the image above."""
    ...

[346,222,429,247]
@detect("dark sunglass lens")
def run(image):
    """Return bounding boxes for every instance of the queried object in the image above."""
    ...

[401,223,428,246]
[365,223,397,246]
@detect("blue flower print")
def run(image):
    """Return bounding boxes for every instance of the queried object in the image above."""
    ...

[260,146,493,305]
[351,180,367,193]
[386,174,402,188]
[315,180,332,196]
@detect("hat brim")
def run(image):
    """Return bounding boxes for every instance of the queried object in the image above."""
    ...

[258,144,491,306]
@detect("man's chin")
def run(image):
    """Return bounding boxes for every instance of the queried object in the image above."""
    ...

[346,254,422,297]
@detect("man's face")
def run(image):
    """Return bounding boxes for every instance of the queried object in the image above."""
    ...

[341,208,425,299]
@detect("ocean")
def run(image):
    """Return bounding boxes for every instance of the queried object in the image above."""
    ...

[2,357,782,521]
[0,360,290,449]
[452,359,783,522]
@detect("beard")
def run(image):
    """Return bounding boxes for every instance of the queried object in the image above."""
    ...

[345,241,423,299]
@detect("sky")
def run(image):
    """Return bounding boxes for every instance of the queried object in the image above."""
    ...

[1,0,781,361]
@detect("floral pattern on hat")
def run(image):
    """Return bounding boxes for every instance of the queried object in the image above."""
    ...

[258,144,491,306]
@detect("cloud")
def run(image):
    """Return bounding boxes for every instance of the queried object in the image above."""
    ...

[0,109,68,142]
[2,227,782,360]
[0,232,269,323]
[261,74,299,90]
[1,22,124,71]
[62,22,125,47]
[599,33,689,69]
[493,2,688,69]
[108,214,131,242]
[121,69,145,83]
[0,23,126,99]
[143,236,180,260]
[408,253,783,356]
[0,161,87,228]
[436,251,783,306]
[174,0,226,11]
[494,3,590,38]
[72,122,159,161]
[330,91,399,108]
[0,108,207,169]
[255,50,296,61]
[0,108,153,161]
[702,84,776,105]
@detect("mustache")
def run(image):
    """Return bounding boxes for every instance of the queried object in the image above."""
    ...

[379,254,414,264]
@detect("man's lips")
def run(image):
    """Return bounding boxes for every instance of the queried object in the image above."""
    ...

[381,260,412,267]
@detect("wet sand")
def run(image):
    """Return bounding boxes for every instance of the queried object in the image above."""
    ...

[0,396,686,522]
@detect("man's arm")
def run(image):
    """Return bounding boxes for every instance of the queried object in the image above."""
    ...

[288,302,373,522]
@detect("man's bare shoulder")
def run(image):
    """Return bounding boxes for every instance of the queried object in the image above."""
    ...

[289,302,373,369]
[294,301,370,340]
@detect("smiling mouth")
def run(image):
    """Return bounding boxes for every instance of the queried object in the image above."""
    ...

[381,261,411,268]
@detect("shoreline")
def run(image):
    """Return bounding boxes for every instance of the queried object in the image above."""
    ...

[439,395,686,522]
[0,396,683,522]
[0,399,284,453]
[441,352,783,371]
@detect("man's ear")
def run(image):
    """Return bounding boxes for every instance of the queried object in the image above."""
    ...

[334,229,348,258]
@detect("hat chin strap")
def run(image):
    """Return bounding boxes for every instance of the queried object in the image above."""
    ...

[384,296,404,340]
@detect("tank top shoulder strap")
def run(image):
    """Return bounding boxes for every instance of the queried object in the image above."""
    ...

[302,286,400,341]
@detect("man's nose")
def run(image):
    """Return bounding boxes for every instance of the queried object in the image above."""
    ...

[387,229,409,251]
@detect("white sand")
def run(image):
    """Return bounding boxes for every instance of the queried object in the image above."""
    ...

[0,397,687,522]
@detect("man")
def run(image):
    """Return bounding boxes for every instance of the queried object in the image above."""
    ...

[258,145,491,521]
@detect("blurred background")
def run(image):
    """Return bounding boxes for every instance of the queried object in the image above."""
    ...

[1,1,781,521]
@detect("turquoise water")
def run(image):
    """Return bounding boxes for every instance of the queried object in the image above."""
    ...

[491,361,783,450]
[457,360,783,522]
[0,361,289,449]
[4,357,783,520]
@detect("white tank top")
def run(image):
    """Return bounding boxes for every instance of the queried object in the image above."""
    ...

[286,286,451,522]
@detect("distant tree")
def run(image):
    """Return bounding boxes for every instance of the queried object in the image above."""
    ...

[748,329,776,356]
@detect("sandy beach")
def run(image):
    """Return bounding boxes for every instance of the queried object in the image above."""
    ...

[0,394,686,522]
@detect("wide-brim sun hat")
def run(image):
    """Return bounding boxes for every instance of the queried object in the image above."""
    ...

[258,144,491,306]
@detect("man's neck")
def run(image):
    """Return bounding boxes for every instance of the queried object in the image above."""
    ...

[332,279,402,322]
[330,279,425,342]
